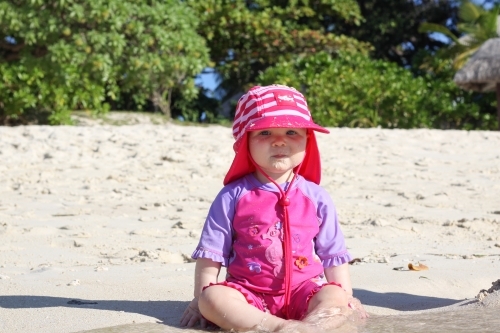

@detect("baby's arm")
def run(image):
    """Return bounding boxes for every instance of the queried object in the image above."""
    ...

[324,264,369,318]
[324,263,352,296]
[180,258,222,328]
[194,258,221,297]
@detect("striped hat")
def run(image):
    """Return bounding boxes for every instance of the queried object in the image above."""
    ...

[223,85,329,185]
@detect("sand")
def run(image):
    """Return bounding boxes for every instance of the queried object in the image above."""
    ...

[0,114,499,332]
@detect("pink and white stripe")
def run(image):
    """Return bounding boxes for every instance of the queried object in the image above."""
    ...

[232,85,312,141]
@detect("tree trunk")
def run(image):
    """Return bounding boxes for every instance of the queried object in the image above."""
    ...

[151,90,171,119]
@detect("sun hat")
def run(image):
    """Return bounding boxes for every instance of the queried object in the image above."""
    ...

[223,84,329,185]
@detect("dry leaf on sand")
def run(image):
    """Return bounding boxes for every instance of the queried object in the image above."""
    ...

[408,262,429,271]
[349,258,362,265]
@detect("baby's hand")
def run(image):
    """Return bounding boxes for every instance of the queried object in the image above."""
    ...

[180,297,208,328]
[348,297,369,319]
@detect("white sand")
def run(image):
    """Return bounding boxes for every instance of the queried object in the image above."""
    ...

[1,117,499,332]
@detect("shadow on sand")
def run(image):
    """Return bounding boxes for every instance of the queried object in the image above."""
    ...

[0,295,189,327]
[0,289,463,323]
[353,288,463,311]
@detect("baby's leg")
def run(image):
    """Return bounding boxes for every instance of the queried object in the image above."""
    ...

[302,284,350,330]
[198,285,287,332]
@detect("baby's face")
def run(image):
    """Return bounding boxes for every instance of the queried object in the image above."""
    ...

[248,128,307,178]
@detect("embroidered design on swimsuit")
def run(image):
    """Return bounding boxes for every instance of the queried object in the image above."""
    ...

[247,262,262,273]
[248,226,259,236]
[262,222,284,278]
[295,256,308,269]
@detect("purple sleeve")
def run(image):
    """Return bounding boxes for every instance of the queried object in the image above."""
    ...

[313,188,352,267]
[191,186,236,266]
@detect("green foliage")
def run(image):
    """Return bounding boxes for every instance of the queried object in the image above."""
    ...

[0,0,495,130]
[257,52,496,129]
[0,0,209,124]
[412,49,497,130]
[419,0,499,69]
[186,0,371,97]
[335,0,457,67]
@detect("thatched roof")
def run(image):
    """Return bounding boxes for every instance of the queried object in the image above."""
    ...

[454,38,500,92]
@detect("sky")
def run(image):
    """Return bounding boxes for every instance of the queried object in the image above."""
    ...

[195,70,219,94]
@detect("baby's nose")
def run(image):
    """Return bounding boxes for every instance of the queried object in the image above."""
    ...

[272,136,286,146]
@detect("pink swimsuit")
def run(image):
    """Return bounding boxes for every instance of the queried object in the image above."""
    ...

[192,174,351,319]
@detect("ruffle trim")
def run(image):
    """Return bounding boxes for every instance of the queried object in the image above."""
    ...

[191,248,228,266]
[203,281,258,308]
[320,251,352,268]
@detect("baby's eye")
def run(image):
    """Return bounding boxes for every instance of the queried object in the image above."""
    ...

[286,130,298,135]
[259,130,271,136]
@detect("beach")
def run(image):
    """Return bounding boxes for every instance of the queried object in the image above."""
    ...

[0,115,499,332]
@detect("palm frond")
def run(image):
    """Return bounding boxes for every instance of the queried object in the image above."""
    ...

[480,9,499,38]
[419,23,460,43]
[459,1,482,23]
[453,46,480,70]
[420,1,499,74]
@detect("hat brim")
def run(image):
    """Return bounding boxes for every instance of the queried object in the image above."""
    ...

[244,114,329,135]
[223,129,325,186]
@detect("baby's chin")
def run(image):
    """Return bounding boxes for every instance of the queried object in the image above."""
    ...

[270,160,294,170]
[260,162,298,177]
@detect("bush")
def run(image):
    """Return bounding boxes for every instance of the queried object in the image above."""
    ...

[257,52,494,129]
[0,0,209,124]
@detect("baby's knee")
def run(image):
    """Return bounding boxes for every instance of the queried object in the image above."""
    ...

[310,284,349,309]
[199,286,215,308]
[328,285,349,304]
[199,285,225,309]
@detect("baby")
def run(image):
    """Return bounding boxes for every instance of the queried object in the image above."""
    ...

[180,85,366,332]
